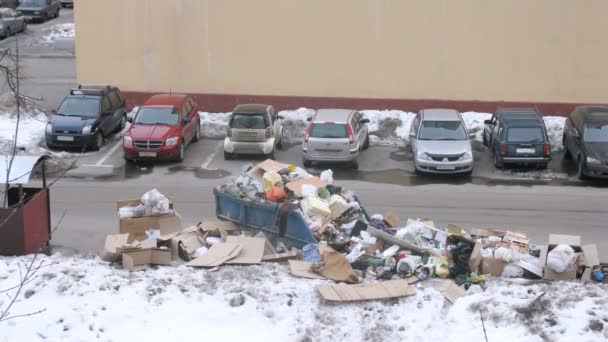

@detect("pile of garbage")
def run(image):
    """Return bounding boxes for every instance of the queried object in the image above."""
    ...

[102,160,606,303]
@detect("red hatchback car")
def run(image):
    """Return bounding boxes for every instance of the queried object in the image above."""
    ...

[123,94,201,162]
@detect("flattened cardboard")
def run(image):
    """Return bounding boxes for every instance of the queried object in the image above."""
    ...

[199,221,238,234]
[176,231,206,261]
[286,177,326,197]
[440,280,465,303]
[480,257,506,276]
[262,250,299,262]
[289,260,327,280]
[247,159,288,181]
[319,244,359,284]
[101,233,129,262]
[384,211,400,228]
[582,244,600,267]
[225,236,265,265]
[122,248,171,272]
[186,243,241,267]
[255,232,278,256]
[316,280,416,302]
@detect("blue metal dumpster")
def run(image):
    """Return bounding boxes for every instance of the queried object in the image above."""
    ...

[214,187,317,249]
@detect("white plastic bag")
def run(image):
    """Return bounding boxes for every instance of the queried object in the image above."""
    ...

[546,245,576,273]
[346,244,365,263]
[380,245,400,259]
[206,237,222,246]
[371,214,384,221]
[141,189,164,207]
[152,196,172,216]
[359,230,377,246]
[501,263,524,278]
[118,204,146,219]
[301,184,318,198]
[494,247,515,263]
[320,169,334,185]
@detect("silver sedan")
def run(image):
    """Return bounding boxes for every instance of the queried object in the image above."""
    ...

[0,8,26,39]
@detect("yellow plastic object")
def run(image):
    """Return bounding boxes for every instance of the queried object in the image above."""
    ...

[287,165,297,172]
[262,171,283,190]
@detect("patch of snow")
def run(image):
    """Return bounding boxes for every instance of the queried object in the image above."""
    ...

[462,111,493,142]
[361,110,416,147]
[544,116,567,151]
[0,254,606,342]
[493,169,570,180]
[199,111,231,139]
[41,23,75,44]
[0,111,48,153]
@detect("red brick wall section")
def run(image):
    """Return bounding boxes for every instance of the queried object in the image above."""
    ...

[122,91,608,116]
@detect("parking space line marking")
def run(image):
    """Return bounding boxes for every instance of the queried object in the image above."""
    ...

[201,141,222,169]
[95,140,123,166]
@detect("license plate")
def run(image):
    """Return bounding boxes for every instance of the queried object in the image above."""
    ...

[57,136,74,141]
[516,148,535,154]
[139,152,157,157]
[436,165,456,170]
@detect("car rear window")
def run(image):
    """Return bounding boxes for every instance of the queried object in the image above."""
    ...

[310,123,348,139]
[506,128,544,142]
[584,122,608,142]
[229,114,268,129]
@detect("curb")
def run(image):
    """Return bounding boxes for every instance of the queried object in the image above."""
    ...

[20,53,75,59]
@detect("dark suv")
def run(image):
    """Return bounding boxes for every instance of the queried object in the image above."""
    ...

[483,108,551,169]
[563,106,608,180]
[46,85,127,150]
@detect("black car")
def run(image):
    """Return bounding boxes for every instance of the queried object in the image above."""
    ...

[483,107,551,169]
[17,0,60,22]
[46,85,127,151]
[563,106,608,180]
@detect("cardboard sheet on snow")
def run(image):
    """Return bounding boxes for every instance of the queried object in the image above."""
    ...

[186,243,241,267]
[289,260,327,280]
[225,236,265,265]
[316,280,416,302]
[286,177,326,197]
[440,280,466,303]
[122,248,171,272]
[319,244,359,284]
[199,221,238,234]
[101,233,129,262]
[247,159,288,180]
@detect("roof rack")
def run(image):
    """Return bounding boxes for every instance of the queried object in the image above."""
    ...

[70,84,113,96]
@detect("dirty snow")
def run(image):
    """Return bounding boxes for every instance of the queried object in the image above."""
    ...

[41,23,75,44]
[0,254,606,342]
[0,111,48,152]
[199,109,567,149]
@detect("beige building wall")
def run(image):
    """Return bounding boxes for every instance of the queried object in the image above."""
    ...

[75,0,608,104]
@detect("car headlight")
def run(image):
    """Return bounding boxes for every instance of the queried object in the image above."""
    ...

[123,135,132,147]
[587,157,602,165]
[416,151,431,161]
[460,151,473,161]
[166,137,179,146]
[45,123,52,134]
[82,125,93,135]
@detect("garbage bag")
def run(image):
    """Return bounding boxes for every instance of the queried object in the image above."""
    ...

[262,171,283,190]
[320,169,334,185]
[301,184,317,198]
[346,244,365,263]
[266,186,287,202]
[141,189,164,207]
[235,164,255,185]
[494,247,515,263]
[118,204,146,219]
[151,196,172,216]
[547,244,576,273]
[501,263,524,278]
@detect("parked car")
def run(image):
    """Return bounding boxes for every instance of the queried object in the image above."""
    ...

[0,0,20,9]
[302,109,369,169]
[224,104,283,160]
[60,0,72,8]
[0,8,25,39]
[46,85,127,150]
[409,109,474,175]
[123,94,200,162]
[563,106,608,180]
[17,0,60,22]
[483,107,551,169]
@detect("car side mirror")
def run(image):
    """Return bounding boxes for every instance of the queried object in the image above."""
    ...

[306,117,312,122]
[127,117,133,123]
[484,120,493,125]
[182,117,191,125]
[360,119,370,124]
[409,132,416,138]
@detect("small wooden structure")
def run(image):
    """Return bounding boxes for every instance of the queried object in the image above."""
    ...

[0,155,51,256]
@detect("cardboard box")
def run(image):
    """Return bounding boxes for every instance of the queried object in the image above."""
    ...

[538,234,596,281]
[480,257,506,276]
[316,280,416,302]
[122,248,171,271]
[247,159,288,181]
[384,211,400,228]
[289,260,327,280]
[501,231,530,253]
[225,236,265,265]
[118,199,183,242]
[186,243,241,267]
[471,228,505,238]
[286,177,326,197]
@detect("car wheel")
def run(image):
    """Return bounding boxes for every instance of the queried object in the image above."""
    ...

[562,135,571,160]
[363,134,370,150]
[276,132,283,150]
[577,157,587,180]
[193,123,200,142]
[303,159,312,168]
[224,151,233,160]
[493,153,504,169]
[92,131,104,151]
[351,157,359,170]
[413,161,422,175]
[175,143,185,162]
[537,163,548,170]
[267,149,275,160]
[114,115,126,133]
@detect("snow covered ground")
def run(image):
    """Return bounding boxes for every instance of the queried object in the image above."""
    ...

[41,23,75,44]
[199,109,567,150]
[0,254,606,342]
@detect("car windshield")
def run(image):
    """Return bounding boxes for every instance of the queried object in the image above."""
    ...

[311,123,347,138]
[584,122,608,142]
[134,107,179,125]
[418,120,467,140]
[56,97,100,118]
[21,0,44,6]
[229,114,268,129]
[507,127,544,142]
